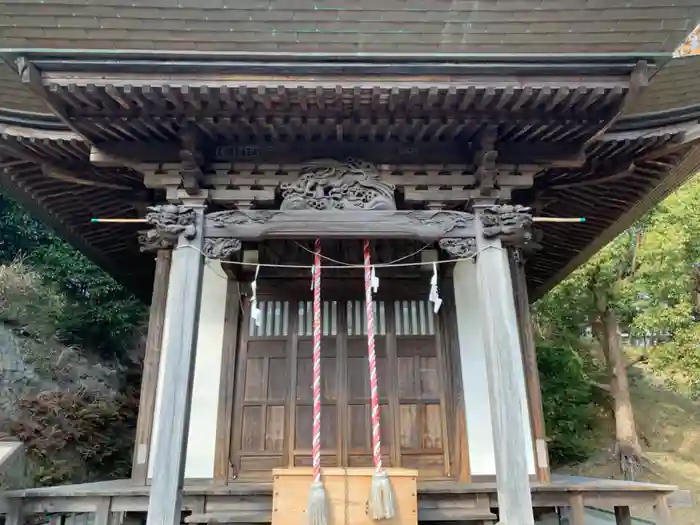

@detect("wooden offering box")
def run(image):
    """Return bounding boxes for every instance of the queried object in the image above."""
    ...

[271,467,418,525]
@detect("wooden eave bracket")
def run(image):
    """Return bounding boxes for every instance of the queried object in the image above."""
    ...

[14,57,88,143]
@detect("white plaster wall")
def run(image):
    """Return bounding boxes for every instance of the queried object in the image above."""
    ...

[453,259,535,476]
[148,260,229,480]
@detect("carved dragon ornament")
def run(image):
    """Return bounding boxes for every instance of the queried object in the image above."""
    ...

[280,158,396,211]
[138,204,197,252]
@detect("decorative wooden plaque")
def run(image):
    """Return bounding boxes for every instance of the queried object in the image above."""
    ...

[272,467,418,525]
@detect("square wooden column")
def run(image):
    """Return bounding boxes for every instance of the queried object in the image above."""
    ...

[509,249,550,483]
[132,249,172,484]
[473,206,535,525]
[146,204,206,525]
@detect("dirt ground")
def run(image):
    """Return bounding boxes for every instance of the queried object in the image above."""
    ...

[557,365,700,524]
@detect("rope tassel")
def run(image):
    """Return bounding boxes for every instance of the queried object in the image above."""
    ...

[308,239,329,525]
[363,240,396,521]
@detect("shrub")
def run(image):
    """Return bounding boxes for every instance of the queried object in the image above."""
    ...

[537,339,599,466]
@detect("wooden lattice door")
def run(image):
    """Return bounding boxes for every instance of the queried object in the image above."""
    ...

[230,284,450,480]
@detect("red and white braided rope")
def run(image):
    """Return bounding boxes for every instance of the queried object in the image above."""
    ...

[312,238,323,484]
[363,240,383,473]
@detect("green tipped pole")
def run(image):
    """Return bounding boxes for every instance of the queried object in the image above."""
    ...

[90,218,147,223]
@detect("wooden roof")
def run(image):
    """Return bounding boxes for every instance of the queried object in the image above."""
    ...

[1,0,699,54]
[0,51,699,298]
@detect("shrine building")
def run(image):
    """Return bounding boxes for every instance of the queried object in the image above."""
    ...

[1,2,700,525]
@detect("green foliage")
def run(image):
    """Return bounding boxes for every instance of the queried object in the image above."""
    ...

[537,339,598,466]
[534,173,700,465]
[630,177,700,393]
[0,192,146,484]
[0,194,145,359]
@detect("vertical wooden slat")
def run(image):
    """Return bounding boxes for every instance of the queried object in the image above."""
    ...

[213,278,242,483]
[337,300,349,468]
[385,301,402,468]
[442,281,470,481]
[132,249,172,484]
[285,302,300,468]
[433,304,452,477]
[334,302,345,467]
[230,296,251,478]
[509,249,550,482]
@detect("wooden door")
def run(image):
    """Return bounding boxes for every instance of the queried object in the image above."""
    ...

[231,285,450,479]
[231,298,291,477]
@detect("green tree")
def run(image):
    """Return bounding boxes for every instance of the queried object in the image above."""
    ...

[632,176,700,397]
[0,194,145,359]
[536,231,643,478]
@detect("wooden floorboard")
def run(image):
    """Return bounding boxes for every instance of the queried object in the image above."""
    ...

[0,474,684,522]
[1,474,678,499]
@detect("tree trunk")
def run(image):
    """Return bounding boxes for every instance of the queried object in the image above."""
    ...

[601,308,643,479]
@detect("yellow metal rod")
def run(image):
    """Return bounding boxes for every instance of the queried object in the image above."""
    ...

[532,217,585,223]
[91,218,148,223]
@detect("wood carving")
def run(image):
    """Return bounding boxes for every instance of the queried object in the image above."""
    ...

[203,210,475,241]
[202,238,242,259]
[138,229,174,252]
[138,204,197,251]
[406,210,474,234]
[280,158,396,210]
[480,205,533,242]
[439,238,477,258]
[207,210,276,228]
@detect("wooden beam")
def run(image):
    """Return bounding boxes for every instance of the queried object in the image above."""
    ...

[509,249,550,483]
[473,208,535,525]
[41,165,135,191]
[96,140,586,168]
[614,505,632,525]
[132,250,172,484]
[89,146,144,170]
[146,204,206,525]
[213,278,242,483]
[202,209,476,242]
[0,141,137,191]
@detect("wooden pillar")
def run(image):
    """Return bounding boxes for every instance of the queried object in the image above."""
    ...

[655,495,673,525]
[213,277,242,483]
[569,494,586,525]
[508,249,550,483]
[132,250,172,484]
[4,499,23,525]
[473,208,535,525]
[614,505,632,525]
[95,497,113,525]
[146,204,205,525]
